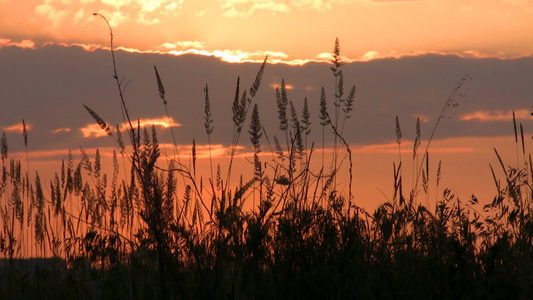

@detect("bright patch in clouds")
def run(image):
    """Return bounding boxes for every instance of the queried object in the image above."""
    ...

[34,2,71,28]
[167,49,277,63]
[353,142,474,154]
[159,41,206,50]
[460,109,530,122]
[0,39,35,49]
[270,83,295,90]
[31,0,184,28]
[220,0,338,17]
[413,114,430,123]
[81,124,109,138]
[81,117,180,138]
[3,122,31,133]
[179,143,240,159]
[221,0,291,17]
[51,128,72,134]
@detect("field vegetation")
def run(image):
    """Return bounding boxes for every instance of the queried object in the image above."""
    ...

[1,17,533,299]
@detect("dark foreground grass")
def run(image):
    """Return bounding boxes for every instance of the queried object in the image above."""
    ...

[2,25,533,299]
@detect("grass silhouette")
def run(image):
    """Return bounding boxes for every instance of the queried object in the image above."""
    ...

[1,19,533,299]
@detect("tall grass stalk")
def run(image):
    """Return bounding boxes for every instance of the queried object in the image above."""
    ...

[412,75,472,202]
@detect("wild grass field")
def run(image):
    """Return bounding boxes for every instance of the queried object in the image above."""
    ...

[1,18,533,299]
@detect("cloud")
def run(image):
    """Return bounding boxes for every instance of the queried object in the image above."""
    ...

[270,83,295,90]
[0,39,36,49]
[291,0,334,11]
[460,109,531,122]
[209,49,274,63]
[413,114,430,123]
[73,7,85,23]
[159,41,206,50]
[348,49,524,63]
[7,37,531,70]
[361,51,381,61]
[173,143,243,159]
[51,128,72,134]
[39,42,289,65]
[219,0,343,17]
[30,0,184,29]
[97,0,184,12]
[162,1,183,16]
[81,117,180,138]
[81,123,109,138]
[34,3,71,28]
[353,142,474,154]
[2,122,31,133]
[371,0,421,2]
[220,0,291,17]
[93,9,127,27]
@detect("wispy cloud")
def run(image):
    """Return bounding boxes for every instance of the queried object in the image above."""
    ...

[81,117,180,138]
[29,0,184,28]
[219,0,343,17]
[353,142,474,154]
[270,82,295,90]
[159,41,206,50]
[413,114,430,123]
[51,127,72,134]
[34,2,71,28]
[81,124,109,138]
[73,8,86,23]
[352,49,521,62]
[460,109,531,122]
[220,0,290,17]
[2,122,31,133]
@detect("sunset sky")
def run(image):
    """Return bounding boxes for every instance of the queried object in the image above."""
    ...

[1,0,533,211]
[2,0,533,62]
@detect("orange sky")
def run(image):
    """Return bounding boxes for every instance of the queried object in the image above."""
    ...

[2,0,533,63]
[1,0,533,212]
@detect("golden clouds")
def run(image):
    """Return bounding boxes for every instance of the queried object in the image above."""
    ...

[3,0,533,65]
[29,0,184,29]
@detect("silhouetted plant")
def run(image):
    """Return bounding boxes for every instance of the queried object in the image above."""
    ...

[3,26,533,300]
